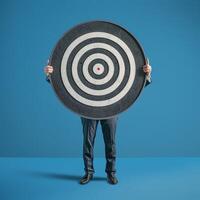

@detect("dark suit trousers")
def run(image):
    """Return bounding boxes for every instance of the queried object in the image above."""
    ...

[81,117,118,174]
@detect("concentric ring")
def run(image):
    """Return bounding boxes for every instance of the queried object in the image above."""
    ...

[82,53,114,85]
[92,63,104,75]
[61,32,135,106]
[88,59,109,79]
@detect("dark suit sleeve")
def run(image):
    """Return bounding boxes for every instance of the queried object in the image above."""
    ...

[46,75,51,83]
[144,74,152,87]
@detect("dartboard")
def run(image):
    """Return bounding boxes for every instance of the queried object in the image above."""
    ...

[49,21,146,119]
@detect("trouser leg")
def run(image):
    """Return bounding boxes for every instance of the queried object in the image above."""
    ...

[81,117,98,174]
[100,116,118,174]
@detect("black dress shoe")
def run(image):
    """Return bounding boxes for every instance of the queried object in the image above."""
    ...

[80,173,93,184]
[107,173,118,185]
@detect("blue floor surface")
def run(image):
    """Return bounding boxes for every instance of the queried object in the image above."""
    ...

[0,158,200,200]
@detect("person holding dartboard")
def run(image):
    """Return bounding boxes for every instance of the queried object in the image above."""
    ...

[44,21,152,185]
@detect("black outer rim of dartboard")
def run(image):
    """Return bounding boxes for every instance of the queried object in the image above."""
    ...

[48,20,147,119]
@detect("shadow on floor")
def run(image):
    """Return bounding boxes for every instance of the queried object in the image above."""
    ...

[21,171,107,182]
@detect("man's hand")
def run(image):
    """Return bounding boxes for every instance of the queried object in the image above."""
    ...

[44,65,54,76]
[143,59,152,76]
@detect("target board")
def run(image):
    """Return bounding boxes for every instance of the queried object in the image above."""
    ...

[49,21,147,119]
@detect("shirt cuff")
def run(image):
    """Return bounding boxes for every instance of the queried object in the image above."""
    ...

[146,74,151,83]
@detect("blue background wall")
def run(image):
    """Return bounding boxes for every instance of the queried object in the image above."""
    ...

[0,0,200,157]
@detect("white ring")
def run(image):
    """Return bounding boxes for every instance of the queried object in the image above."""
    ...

[82,53,114,85]
[93,63,104,75]
[61,32,136,107]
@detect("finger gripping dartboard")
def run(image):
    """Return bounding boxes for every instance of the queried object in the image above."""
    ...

[49,21,146,119]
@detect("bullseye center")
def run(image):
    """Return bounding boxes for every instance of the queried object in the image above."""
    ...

[93,63,104,75]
